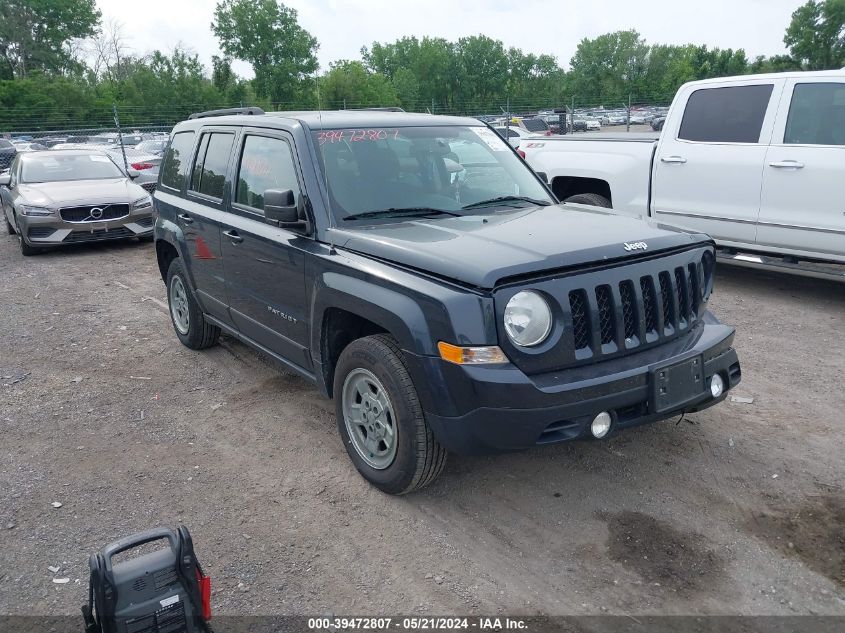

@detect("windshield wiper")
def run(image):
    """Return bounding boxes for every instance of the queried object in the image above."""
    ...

[343,208,462,221]
[461,195,551,210]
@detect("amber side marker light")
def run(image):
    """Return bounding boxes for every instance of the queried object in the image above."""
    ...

[437,341,508,365]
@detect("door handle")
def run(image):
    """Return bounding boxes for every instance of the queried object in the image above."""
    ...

[177,213,194,224]
[223,229,243,244]
[769,160,804,169]
[660,155,687,164]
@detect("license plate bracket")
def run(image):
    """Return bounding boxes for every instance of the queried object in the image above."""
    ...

[651,355,705,414]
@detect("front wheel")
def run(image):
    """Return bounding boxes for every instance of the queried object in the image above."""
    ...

[334,334,447,494]
[166,257,220,349]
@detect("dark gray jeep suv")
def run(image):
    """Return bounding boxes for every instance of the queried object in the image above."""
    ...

[154,107,741,494]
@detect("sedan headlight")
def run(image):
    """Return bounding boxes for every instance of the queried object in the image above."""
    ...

[131,195,152,210]
[504,291,553,347]
[18,205,53,217]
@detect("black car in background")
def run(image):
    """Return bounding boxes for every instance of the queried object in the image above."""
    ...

[0,139,16,170]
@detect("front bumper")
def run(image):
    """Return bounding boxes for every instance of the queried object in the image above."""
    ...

[408,317,740,455]
[18,210,153,247]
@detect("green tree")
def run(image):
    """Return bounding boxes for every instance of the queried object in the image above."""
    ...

[784,0,845,69]
[319,60,397,108]
[568,30,649,103]
[0,0,101,79]
[211,0,318,103]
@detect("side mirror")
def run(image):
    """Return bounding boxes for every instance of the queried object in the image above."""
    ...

[0,173,10,187]
[264,188,298,224]
[127,168,140,179]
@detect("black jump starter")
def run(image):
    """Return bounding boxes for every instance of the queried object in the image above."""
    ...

[82,526,211,633]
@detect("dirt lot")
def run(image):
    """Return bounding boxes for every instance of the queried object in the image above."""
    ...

[0,234,843,617]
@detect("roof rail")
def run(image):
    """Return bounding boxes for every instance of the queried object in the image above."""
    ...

[188,106,265,120]
[347,107,405,112]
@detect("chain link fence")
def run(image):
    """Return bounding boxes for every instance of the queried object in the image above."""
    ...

[1,97,673,189]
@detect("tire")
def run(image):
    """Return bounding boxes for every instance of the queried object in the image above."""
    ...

[5,211,14,235]
[165,257,220,350]
[17,220,39,256]
[563,193,612,208]
[334,334,447,495]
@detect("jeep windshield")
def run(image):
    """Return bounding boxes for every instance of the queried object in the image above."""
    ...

[311,125,554,221]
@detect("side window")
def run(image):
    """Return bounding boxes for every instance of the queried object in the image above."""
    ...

[189,134,210,192]
[189,132,234,200]
[235,135,300,213]
[784,83,845,146]
[159,131,195,191]
[678,85,774,143]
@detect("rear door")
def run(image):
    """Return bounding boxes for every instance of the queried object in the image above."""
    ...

[651,80,783,244]
[758,78,845,260]
[220,129,312,373]
[180,128,236,323]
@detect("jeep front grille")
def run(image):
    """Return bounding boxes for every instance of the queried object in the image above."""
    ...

[60,204,129,223]
[568,260,704,357]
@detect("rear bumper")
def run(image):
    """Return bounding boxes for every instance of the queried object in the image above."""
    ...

[407,319,740,455]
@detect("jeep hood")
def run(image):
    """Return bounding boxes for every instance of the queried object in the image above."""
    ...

[329,204,710,289]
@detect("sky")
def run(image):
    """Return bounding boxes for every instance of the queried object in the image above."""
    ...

[94,0,806,77]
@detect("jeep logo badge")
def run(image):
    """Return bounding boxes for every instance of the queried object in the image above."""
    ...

[624,241,648,252]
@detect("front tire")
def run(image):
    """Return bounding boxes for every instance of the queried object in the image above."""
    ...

[17,223,39,256]
[563,192,612,208]
[166,257,220,350]
[334,334,447,494]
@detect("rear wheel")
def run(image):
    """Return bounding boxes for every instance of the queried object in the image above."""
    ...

[166,257,220,349]
[563,193,612,208]
[334,334,447,494]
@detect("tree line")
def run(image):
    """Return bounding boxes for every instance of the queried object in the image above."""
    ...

[0,0,843,131]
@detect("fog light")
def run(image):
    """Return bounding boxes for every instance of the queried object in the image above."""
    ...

[710,373,725,399]
[591,412,612,438]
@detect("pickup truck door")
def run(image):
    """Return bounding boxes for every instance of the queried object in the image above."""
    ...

[220,129,313,374]
[758,78,845,260]
[650,80,784,245]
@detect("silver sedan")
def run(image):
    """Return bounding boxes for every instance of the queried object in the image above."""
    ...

[0,149,153,256]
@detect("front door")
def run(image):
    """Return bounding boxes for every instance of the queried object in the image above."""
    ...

[758,79,845,261]
[651,81,783,246]
[221,131,312,373]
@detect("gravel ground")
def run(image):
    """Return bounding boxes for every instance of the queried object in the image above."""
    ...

[0,234,843,617]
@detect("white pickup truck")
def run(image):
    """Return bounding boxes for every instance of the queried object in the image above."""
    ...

[523,70,845,270]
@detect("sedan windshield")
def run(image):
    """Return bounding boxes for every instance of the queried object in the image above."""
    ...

[311,125,554,220]
[21,153,124,183]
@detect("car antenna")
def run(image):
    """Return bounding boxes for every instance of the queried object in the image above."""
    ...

[315,74,336,255]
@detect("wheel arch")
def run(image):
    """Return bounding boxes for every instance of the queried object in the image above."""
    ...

[551,176,612,205]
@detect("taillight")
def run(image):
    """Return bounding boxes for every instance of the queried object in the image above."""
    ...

[517,149,526,158]
[545,130,552,136]
[131,162,154,170]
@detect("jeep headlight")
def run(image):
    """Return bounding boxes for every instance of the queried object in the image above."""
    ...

[504,291,553,347]
[131,195,152,210]
[19,205,53,217]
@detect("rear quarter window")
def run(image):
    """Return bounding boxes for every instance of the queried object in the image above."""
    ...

[678,84,774,144]
[160,131,196,191]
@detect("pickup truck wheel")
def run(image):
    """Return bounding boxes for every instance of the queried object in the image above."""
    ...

[335,334,447,494]
[166,258,220,350]
[564,193,612,208]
